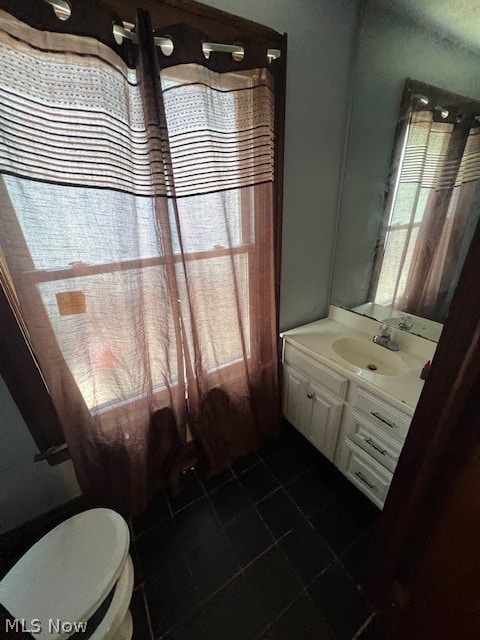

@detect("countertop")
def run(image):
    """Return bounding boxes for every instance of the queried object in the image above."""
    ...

[281,316,427,413]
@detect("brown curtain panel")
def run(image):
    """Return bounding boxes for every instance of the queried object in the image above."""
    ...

[0,2,281,515]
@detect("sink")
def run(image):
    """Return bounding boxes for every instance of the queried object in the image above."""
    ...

[331,337,409,376]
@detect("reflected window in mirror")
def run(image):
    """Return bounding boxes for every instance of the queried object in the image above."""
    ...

[370,79,480,325]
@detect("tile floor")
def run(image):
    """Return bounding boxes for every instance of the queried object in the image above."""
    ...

[0,422,378,640]
[130,423,380,640]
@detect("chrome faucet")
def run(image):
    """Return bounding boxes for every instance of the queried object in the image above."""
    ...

[373,324,399,351]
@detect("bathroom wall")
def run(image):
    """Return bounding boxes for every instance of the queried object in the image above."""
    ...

[201,0,358,330]
[0,375,81,533]
[331,0,480,309]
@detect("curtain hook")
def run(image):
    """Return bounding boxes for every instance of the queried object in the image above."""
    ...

[202,41,211,59]
[412,93,429,107]
[435,106,449,119]
[153,36,174,56]
[232,44,245,62]
[44,0,71,21]
[112,23,124,45]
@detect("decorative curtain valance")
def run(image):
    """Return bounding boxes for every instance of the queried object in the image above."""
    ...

[0,14,275,198]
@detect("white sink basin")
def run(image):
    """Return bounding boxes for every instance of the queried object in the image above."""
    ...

[331,337,409,376]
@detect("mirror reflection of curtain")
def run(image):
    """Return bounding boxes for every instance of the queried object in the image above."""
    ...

[374,111,480,322]
[0,6,281,515]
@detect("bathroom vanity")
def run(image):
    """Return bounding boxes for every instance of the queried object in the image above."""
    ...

[280,306,436,508]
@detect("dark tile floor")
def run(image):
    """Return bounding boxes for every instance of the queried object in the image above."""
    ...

[0,422,378,640]
[131,423,380,640]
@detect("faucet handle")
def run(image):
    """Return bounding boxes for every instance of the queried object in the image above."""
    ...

[379,324,391,337]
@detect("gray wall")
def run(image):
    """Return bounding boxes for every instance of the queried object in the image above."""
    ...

[0,375,81,533]
[202,0,358,329]
[331,0,480,309]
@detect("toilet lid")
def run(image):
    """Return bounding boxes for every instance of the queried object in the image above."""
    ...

[0,508,130,640]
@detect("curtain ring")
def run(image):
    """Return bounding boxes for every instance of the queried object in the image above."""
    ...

[45,0,71,21]
[232,43,245,62]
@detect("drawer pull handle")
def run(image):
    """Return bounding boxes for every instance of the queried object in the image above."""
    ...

[354,471,376,489]
[370,411,396,429]
[307,393,314,399]
[364,437,386,455]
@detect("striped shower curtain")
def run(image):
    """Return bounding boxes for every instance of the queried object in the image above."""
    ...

[0,2,282,515]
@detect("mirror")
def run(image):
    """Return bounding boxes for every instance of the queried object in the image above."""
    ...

[331,0,480,342]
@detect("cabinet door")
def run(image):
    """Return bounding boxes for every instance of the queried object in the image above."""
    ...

[282,364,312,437]
[308,383,343,462]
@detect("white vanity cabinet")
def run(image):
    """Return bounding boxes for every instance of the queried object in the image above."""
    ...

[281,335,415,509]
[282,344,347,462]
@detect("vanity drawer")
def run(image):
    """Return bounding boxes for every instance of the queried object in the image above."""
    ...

[345,411,401,473]
[341,441,392,509]
[354,388,411,442]
[284,343,348,399]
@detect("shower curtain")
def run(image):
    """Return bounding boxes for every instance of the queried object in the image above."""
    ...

[0,1,283,515]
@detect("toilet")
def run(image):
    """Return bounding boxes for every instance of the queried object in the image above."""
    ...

[0,508,134,640]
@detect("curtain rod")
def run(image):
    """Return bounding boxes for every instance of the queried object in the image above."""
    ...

[120,24,281,61]
[44,0,281,60]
